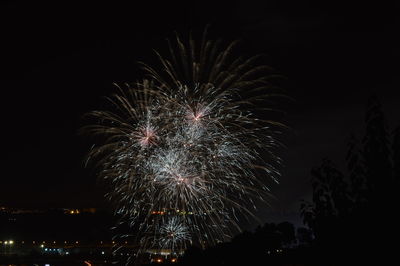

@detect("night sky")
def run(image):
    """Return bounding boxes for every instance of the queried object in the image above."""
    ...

[1,1,399,227]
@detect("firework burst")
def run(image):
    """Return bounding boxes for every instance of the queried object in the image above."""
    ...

[83,27,285,263]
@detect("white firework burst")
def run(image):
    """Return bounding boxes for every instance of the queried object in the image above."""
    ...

[83,27,285,264]
[159,216,192,251]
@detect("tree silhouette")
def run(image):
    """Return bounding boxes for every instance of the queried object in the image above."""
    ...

[276,222,296,247]
[346,134,366,204]
[301,95,400,264]
[363,95,393,197]
[393,126,400,183]
[296,227,313,246]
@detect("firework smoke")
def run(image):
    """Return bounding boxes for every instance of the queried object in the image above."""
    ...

[83,27,284,263]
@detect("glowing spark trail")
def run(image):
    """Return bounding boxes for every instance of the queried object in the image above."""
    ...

[83,27,285,264]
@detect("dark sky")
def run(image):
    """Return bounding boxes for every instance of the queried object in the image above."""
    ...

[1,1,399,226]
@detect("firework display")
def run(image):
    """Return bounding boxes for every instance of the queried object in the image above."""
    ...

[83,28,283,262]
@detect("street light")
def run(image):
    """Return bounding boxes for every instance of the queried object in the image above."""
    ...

[3,240,13,255]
